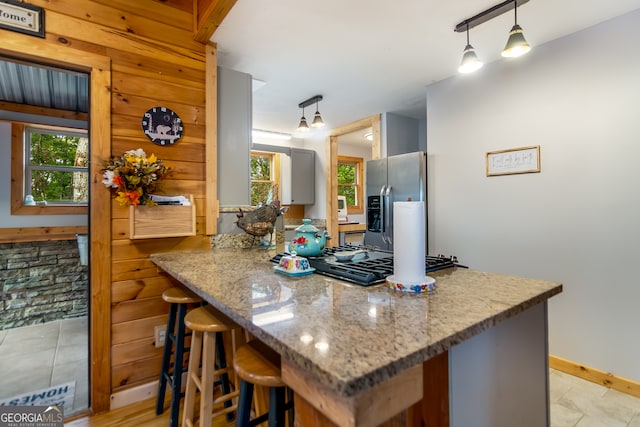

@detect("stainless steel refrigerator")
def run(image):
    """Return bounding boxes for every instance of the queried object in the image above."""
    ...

[364,151,427,251]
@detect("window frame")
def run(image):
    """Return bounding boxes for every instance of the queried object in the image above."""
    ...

[11,122,89,215]
[250,150,281,206]
[337,155,364,214]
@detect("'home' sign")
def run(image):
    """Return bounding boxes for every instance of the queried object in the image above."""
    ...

[0,0,44,38]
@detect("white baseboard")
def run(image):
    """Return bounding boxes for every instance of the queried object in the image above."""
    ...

[110,372,190,410]
[110,381,159,410]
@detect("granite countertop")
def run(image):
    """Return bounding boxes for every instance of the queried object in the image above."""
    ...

[150,248,562,397]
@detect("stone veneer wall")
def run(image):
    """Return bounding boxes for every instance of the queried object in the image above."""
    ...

[0,240,88,330]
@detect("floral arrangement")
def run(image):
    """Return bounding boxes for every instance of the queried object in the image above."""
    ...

[102,148,170,206]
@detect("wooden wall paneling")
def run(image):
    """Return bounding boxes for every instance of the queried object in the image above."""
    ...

[163,159,205,181]
[111,276,177,303]
[30,0,196,45]
[112,72,205,107]
[111,259,163,282]
[0,226,88,243]
[91,0,193,30]
[110,52,206,87]
[111,237,210,262]
[205,43,218,234]
[29,5,206,64]
[159,180,206,199]
[112,338,163,367]
[112,296,169,324]
[111,139,205,163]
[112,356,163,391]
[112,314,167,346]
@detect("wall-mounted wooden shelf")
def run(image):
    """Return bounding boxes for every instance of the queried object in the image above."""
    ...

[129,195,196,239]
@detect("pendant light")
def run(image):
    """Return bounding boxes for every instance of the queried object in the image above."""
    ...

[297,106,309,132]
[297,95,323,132]
[311,98,325,128]
[502,0,530,58]
[458,24,483,74]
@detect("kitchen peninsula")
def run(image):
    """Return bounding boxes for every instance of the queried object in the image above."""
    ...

[151,248,562,427]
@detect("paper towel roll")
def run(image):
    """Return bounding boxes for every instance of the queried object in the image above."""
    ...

[393,201,425,282]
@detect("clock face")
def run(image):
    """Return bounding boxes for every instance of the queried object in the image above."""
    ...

[141,106,183,146]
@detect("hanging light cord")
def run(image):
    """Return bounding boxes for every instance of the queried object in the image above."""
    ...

[513,0,518,25]
[466,24,470,45]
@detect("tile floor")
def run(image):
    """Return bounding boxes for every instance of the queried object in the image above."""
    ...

[0,319,639,426]
[550,369,640,427]
[0,317,88,417]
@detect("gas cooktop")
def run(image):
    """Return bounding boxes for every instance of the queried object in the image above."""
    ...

[270,245,463,286]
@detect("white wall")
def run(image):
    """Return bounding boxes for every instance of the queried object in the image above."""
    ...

[0,121,87,227]
[426,9,640,381]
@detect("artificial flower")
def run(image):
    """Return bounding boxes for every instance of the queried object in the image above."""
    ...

[102,149,170,207]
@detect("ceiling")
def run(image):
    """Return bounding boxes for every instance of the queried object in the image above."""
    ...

[0,57,88,113]
[212,0,640,141]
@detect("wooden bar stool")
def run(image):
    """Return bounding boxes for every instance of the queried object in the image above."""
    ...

[233,340,294,427]
[156,287,202,427]
[182,306,239,427]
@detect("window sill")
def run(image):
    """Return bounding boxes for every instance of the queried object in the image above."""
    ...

[11,204,88,215]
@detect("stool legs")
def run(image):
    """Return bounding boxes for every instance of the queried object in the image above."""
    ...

[182,329,202,426]
[182,320,239,427]
[156,302,189,427]
[235,380,254,426]
[268,386,285,427]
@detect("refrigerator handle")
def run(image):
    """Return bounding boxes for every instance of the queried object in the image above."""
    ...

[385,186,392,244]
[379,185,387,243]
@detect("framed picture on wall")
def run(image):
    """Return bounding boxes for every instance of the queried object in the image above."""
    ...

[486,145,540,176]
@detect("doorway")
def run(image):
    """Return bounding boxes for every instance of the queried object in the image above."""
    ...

[326,115,381,244]
[0,58,90,416]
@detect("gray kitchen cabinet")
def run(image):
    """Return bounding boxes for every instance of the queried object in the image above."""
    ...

[218,66,252,207]
[289,148,315,205]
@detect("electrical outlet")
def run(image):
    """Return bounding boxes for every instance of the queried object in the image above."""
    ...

[154,325,166,348]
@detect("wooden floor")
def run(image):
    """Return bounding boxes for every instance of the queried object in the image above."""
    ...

[65,395,235,427]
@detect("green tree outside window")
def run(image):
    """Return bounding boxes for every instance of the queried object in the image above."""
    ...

[26,126,89,205]
[250,152,273,206]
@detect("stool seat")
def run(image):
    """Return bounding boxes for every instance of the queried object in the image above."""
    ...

[234,341,285,389]
[162,287,202,305]
[184,306,232,333]
[233,340,293,426]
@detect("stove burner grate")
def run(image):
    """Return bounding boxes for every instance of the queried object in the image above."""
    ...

[271,245,462,286]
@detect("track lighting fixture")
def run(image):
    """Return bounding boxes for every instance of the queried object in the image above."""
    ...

[502,0,530,58]
[297,95,323,131]
[458,24,483,74]
[454,0,531,72]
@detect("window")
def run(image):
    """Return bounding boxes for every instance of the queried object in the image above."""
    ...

[337,155,363,214]
[11,123,89,215]
[250,151,280,206]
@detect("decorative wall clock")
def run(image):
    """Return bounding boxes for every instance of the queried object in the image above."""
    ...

[141,106,183,146]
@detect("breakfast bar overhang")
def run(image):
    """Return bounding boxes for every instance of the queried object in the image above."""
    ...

[151,248,562,427]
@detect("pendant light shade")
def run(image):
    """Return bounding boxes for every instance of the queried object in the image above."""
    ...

[458,26,483,74]
[297,109,310,132]
[502,24,530,57]
[311,111,324,128]
[311,98,325,127]
[501,1,530,58]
